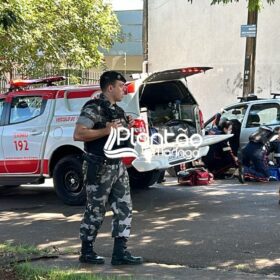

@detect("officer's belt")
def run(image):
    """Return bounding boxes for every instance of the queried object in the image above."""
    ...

[83,153,120,165]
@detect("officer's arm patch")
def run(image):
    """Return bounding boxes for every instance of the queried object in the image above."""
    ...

[77,104,101,128]
[76,116,94,128]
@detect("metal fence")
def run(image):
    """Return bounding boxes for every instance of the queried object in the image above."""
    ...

[0,68,102,93]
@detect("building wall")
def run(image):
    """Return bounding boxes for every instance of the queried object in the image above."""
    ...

[148,0,280,118]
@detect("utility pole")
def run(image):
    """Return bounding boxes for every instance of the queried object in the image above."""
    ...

[242,0,258,97]
[142,0,148,73]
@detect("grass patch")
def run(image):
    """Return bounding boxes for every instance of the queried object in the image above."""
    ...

[0,242,48,255]
[1,243,132,280]
[60,247,79,255]
[15,262,129,280]
[233,263,253,273]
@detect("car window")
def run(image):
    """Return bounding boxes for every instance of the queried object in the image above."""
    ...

[246,103,280,128]
[220,105,248,123]
[10,96,44,124]
[205,104,247,130]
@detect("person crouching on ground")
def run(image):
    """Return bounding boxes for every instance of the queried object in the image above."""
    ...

[268,126,280,167]
[242,126,274,182]
[73,71,143,265]
[203,120,241,180]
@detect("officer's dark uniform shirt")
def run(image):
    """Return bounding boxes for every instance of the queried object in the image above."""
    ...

[204,127,236,172]
[268,139,280,166]
[76,94,129,157]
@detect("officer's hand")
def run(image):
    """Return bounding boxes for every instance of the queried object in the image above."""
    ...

[105,121,123,135]
[112,119,124,128]
[127,115,135,128]
[234,157,239,167]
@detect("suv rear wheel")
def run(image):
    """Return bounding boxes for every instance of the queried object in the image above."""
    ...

[53,155,86,205]
[166,167,177,177]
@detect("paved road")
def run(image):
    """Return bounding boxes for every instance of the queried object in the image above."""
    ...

[0,177,280,278]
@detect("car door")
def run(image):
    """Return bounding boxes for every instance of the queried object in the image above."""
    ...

[240,102,280,148]
[2,94,51,174]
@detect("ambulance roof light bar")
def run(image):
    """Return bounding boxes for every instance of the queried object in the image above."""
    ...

[9,76,66,91]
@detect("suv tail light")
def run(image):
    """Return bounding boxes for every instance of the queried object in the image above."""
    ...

[122,157,135,166]
[124,82,135,95]
[198,108,204,129]
[122,118,146,166]
[132,118,147,136]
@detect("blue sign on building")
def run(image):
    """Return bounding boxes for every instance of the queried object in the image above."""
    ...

[240,24,257,38]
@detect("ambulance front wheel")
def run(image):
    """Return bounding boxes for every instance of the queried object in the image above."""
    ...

[53,155,86,205]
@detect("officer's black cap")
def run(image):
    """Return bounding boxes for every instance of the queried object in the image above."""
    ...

[100,71,126,91]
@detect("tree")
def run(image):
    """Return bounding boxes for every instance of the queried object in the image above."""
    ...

[210,0,275,11]
[0,0,120,79]
[187,0,275,11]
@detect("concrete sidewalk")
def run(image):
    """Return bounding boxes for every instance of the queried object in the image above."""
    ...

[33,254,280,280]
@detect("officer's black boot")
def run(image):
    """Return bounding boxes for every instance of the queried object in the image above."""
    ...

[79,241,105,264]
[237,163,245,184]
[111,237,143,265]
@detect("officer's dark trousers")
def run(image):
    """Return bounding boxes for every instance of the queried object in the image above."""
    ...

[270,140,280,166]
[80,158,132,242]
[205,157,235,178]
[242,142,269,181]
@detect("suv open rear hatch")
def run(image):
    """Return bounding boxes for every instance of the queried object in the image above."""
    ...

[143,67,213,83]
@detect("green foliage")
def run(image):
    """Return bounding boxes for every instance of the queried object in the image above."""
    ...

[0,0,120,78]
[1,243,131,279]
[187,0,275,11]
[0,242,44,255]
[15,262,129,280]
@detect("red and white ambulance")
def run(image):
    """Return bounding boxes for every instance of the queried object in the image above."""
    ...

[0,68,230,205]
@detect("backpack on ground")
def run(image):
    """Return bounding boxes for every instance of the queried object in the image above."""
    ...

[177,167,213,186]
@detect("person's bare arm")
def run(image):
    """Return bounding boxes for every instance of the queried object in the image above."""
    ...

[73,121,122,142]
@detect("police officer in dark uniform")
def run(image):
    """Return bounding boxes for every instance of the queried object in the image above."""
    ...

[203,120,239,179]
[74,71,143,265]
[269,126,280,166]
[242,126,274,182]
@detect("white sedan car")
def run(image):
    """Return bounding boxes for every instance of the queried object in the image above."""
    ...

[205,94,280,150]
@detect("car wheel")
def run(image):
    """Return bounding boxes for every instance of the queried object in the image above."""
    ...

[127,167,161,189]
[166,167,177,177]
[166,165,183,177]
[53,155,86,205]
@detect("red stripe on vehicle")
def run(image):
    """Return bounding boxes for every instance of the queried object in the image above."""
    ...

[0,160,6,173]
[43,159,49,174]
[56,89,100,99]
[5,159,40,173]
[9,91,56,100]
